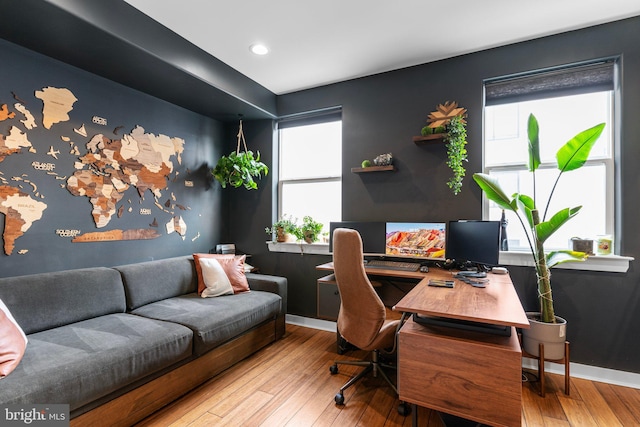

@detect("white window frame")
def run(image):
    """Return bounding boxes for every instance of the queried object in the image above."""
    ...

[482,59,632,272]
[268,110,342,252]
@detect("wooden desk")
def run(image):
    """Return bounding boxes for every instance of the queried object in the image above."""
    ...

[316,261,429,281]
[393,271,529,427]
[393,269,529,328]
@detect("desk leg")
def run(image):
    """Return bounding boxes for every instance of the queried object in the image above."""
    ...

[412,404,417,427]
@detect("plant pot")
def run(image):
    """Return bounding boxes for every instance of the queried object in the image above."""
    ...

[522,312,567,360]
[284,233,297,243]
[303,231,315,244]
[275,227,286,242]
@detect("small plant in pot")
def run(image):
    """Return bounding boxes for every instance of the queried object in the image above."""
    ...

[299,216,323,243]
[473,114,605,359]
[265,215,298,242]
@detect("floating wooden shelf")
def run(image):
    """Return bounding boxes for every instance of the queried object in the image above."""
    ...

[351,165,395,173]
[413,133,446,145]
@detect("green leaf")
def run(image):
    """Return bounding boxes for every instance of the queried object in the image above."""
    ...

[514,194,535,229]
[472,173,514,211]
[556,123,605,173]
[211,149,269,190]
[546,250,588,268]
[535,206,582,243]
[527,114,540,172]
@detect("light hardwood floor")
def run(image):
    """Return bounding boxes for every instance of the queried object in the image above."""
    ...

[136,324,640,426]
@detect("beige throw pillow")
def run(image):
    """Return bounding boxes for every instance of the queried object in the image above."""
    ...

[199,258,234,298]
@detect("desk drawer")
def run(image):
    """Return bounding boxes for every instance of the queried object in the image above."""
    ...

[398,318,522,427]
[317,274,340,321]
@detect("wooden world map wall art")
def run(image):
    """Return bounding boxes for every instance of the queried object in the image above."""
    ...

[0,86,199,256]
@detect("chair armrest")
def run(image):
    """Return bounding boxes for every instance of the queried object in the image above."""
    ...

[246,273,288,315]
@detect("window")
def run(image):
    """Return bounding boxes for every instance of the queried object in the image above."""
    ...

[483,59,617,252]
[277,113,342,235]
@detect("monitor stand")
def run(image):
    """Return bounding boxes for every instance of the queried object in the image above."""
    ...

[456,261,490,272]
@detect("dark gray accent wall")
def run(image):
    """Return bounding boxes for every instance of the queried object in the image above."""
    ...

[0,38,224,277]
[233,16,640,374]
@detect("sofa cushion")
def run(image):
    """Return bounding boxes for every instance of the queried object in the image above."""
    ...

[0,313,193,410]
[0,299,28,378]
[131,292,281,356]
[246,273,288,315]
[0,267,126,335]
[199,258,234,298]
[116,256,197,311]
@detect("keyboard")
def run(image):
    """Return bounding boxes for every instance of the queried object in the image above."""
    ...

[365,259,421,272]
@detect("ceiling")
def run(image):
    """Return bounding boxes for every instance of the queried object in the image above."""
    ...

[122,0,640,95]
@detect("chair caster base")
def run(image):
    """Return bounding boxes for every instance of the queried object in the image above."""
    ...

[335,392,344,405]
[329,364,338,375]
[398,402,411,416]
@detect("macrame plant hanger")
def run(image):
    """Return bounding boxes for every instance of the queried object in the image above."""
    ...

[236,116,248,155]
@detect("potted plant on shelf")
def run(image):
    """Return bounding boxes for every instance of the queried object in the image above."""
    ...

[212,119,268,190]
[473,114,605,359]
[299,216,323,243]
[443,116,468,196]
[265,215,298,242]
[420,101,468,195]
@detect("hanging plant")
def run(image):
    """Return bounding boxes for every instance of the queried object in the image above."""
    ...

[444,116,468,195]
[425,101,468,195]
[212,119,268,190]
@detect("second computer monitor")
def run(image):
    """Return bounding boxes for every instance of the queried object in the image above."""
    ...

[329,221,386,254]
[445,220,501,268]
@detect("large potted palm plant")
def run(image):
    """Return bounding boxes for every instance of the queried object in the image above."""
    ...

[473,114,605,359]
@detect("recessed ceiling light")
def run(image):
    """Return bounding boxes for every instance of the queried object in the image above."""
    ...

[250,43,269,56]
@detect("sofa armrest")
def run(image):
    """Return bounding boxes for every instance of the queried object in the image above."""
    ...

[246,273,287,316]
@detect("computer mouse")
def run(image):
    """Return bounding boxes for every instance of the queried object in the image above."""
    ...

[419,265,429,273]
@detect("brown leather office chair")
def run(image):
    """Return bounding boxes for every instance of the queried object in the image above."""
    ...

[329,228,409,414]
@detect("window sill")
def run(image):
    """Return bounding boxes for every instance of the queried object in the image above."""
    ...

[499,251,633,273]
[266,243,633,272]
[266,241,330,255]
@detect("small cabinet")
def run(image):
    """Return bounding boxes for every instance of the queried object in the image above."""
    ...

[317,274,340,320]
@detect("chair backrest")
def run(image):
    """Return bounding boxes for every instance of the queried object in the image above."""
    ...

[332,228,386,350]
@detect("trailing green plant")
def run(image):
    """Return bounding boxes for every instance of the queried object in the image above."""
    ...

[444,116,468,195]
[212,150,268,190]
[212,119,268,190]
[473,114,605,323]
[299,216,323,243]
[265,215,298,241]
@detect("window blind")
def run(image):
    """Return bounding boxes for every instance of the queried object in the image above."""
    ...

[277,106,342,129]
[485,59,616,106]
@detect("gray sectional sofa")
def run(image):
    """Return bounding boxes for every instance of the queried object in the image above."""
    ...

[0,255,287,427]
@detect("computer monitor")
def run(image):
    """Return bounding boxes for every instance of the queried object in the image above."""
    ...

[329,221,386,255]
[445,220,501,269]
[385,222,446,261]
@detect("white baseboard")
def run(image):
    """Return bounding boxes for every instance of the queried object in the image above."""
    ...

[286,314,640,390]
[286,314,336,332]
[522,357,640,390]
